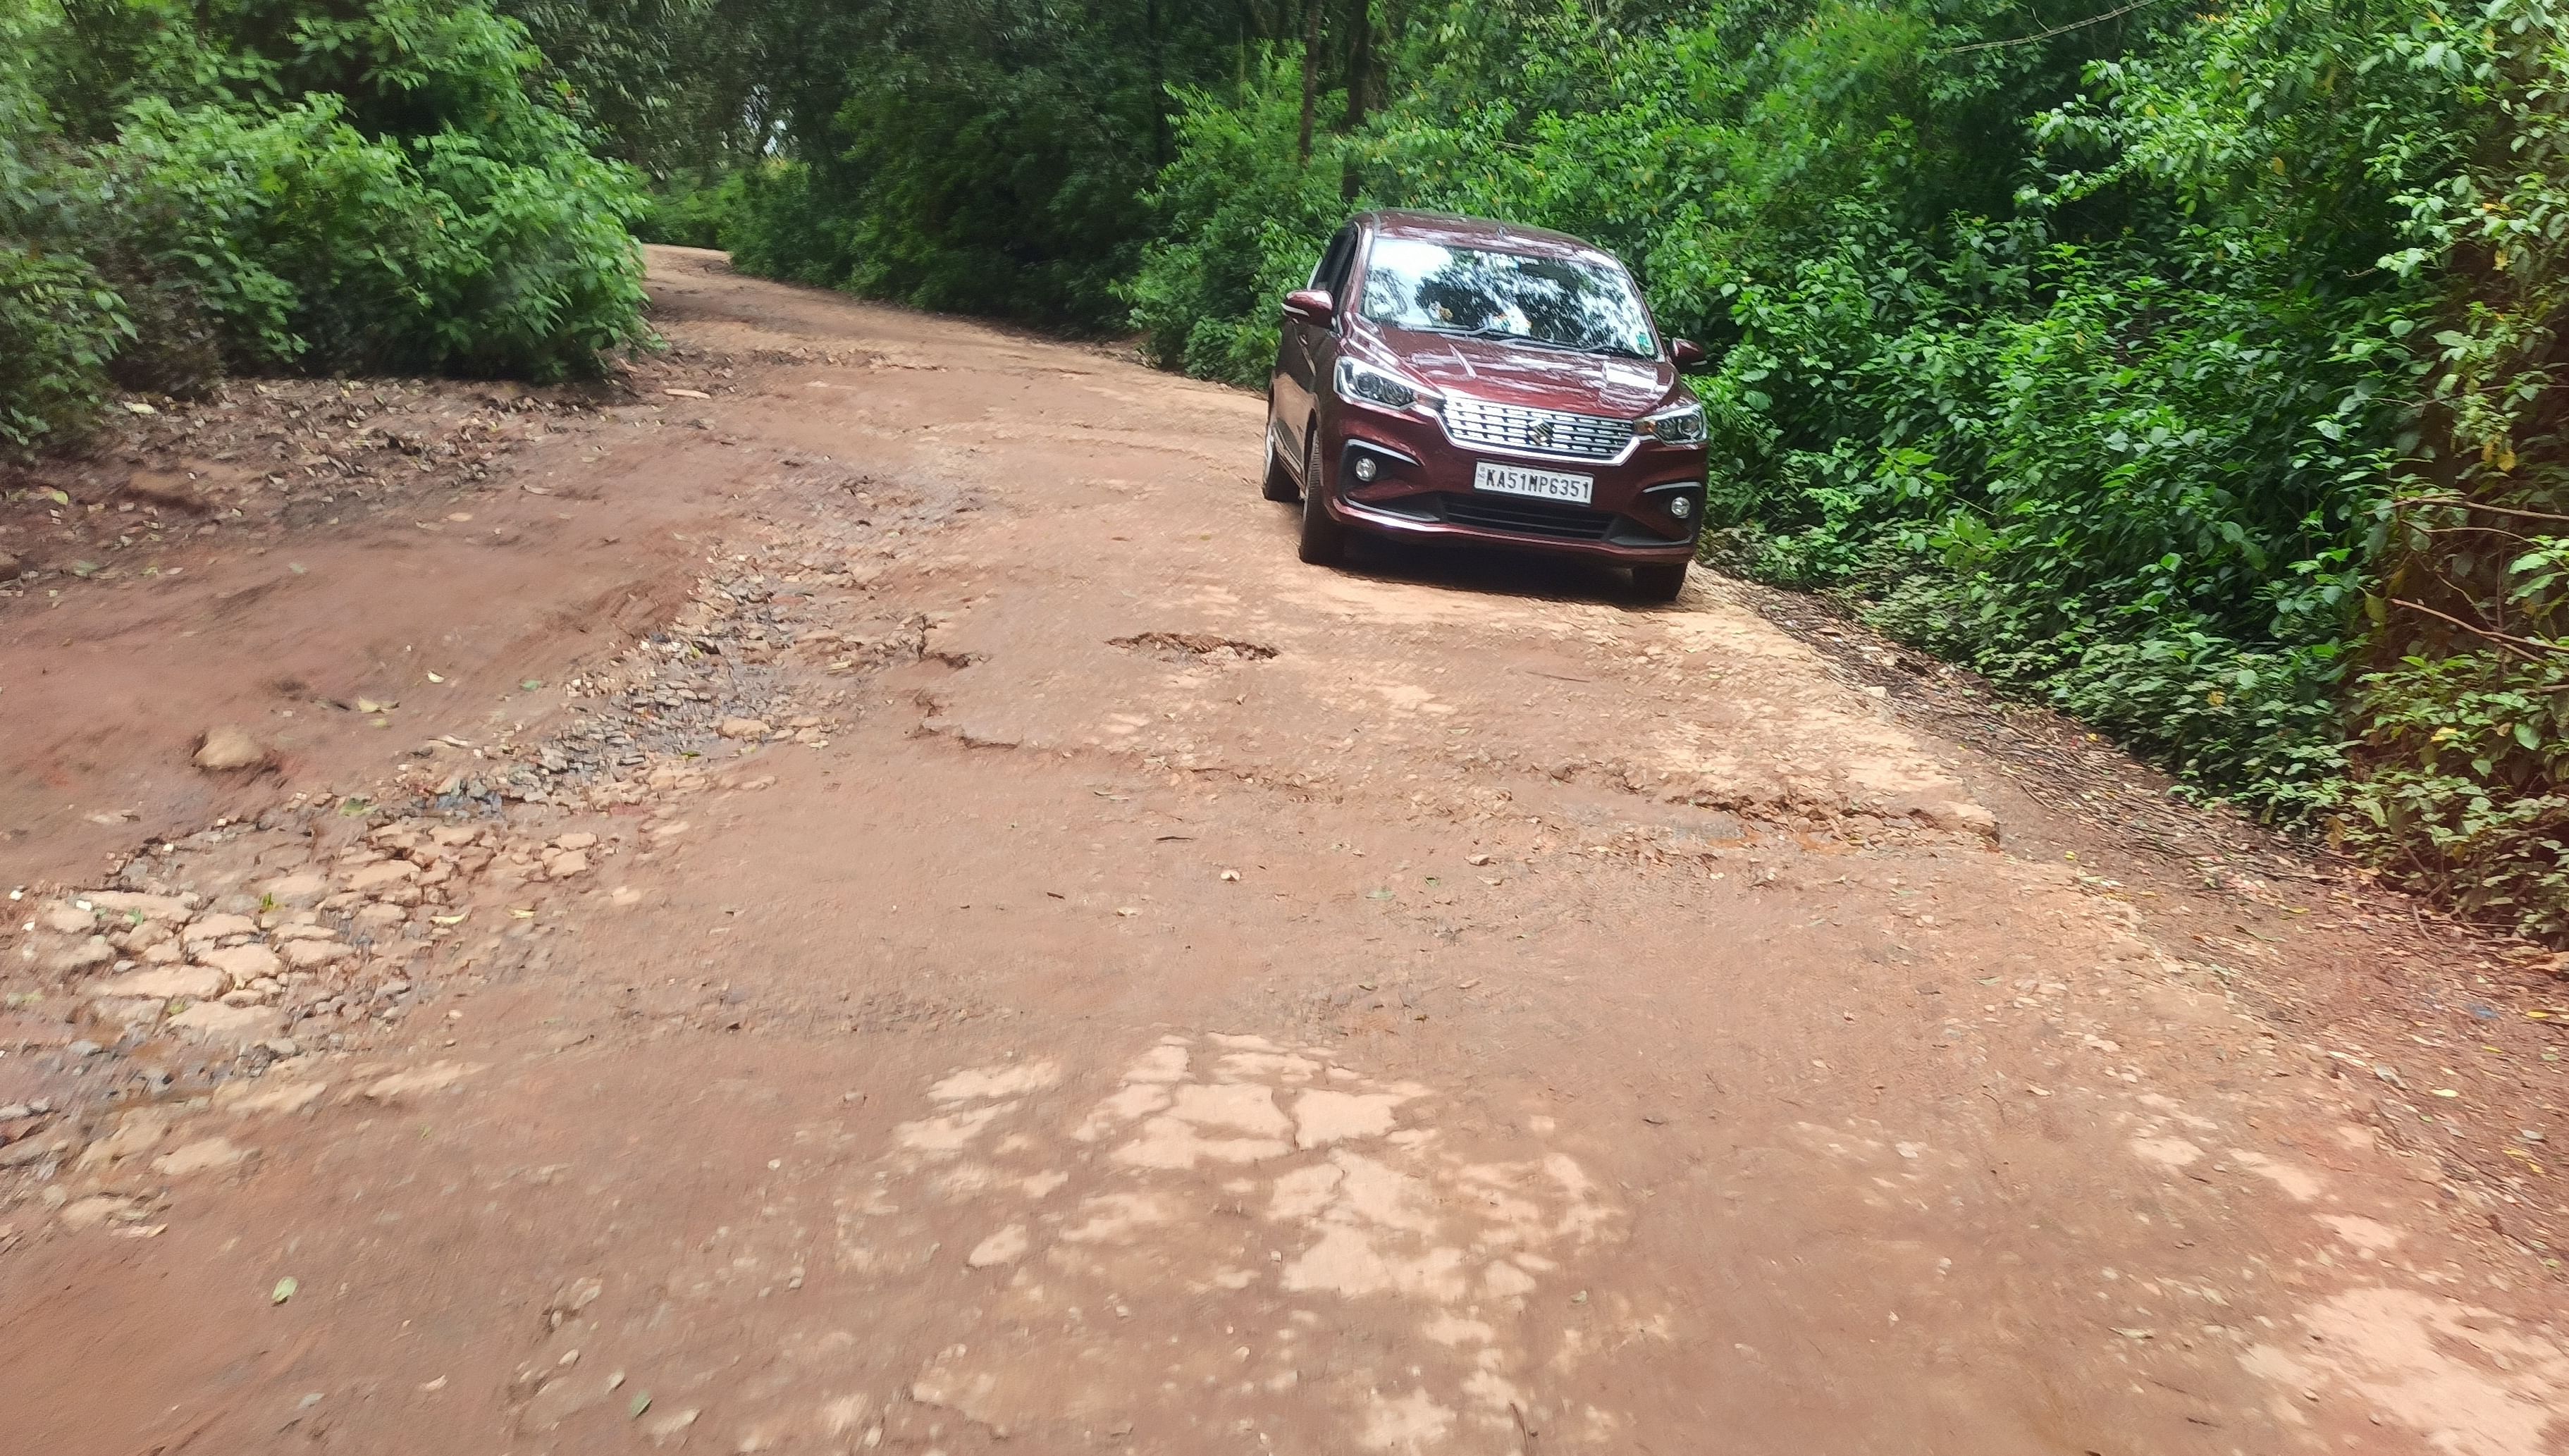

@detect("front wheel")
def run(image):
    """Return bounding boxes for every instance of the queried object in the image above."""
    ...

[1631,560,1688,603]
[1297,426,1343,565]
[1259,411,1298,502]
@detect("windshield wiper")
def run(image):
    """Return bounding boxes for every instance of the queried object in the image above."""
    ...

[1441,325,1650,359]
[1431,326,1587,354]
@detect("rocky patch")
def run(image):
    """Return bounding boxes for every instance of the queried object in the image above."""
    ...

[1109,631,1279,664]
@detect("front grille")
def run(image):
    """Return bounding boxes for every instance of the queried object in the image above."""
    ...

[1440,493,1617,541]
[1442,397,1632,460]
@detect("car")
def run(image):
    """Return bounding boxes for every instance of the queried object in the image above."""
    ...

[1262,210,1711,602]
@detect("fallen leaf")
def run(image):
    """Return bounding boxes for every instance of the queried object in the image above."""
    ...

[519,679,544,691]
[430,912,468,926]
[663,387,710,399]
[1219,869,1240,882]
[425,672,445,683]
[355,698,398,714]
[272,1276,298,1304]
[629,1392,653,1418]
[2112,1327,2155,1340]
[1115,907,1138,917]
[123,401,156,414]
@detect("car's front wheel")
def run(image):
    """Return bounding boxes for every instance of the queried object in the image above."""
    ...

[1631,560,1688,603]
[1259,410,1298,502]
[1297,426,1343,565]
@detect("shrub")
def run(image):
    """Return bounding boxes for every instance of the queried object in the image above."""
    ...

[634,169,739,249]
[0,0,651,450]
[0,245,135,448]
[2342,652,2569,940]
[1123,54,1357,386]
[720,161,862,287]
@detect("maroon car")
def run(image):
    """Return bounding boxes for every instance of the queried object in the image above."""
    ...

[1262,211,1711,600]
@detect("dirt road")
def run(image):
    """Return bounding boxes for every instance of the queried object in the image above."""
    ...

[1,247,2563,1455]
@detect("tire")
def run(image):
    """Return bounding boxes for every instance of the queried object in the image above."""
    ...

[1631,560,1689,603]
[1297,424,1343,565]
[1259,407,1299,502]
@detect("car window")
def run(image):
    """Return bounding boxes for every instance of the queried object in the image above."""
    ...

[1310,224,1357,299]
[1359,236,1656,358]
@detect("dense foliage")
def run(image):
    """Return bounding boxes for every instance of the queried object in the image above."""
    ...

[0,0,649,451]
[624,0,1408,330]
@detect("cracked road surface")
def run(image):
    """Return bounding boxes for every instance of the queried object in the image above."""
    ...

[1,248,2564,1455]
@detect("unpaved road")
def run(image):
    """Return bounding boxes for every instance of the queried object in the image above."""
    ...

[1,248,2564,1455]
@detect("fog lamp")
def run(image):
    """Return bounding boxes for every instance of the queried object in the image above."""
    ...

[1352,455,1379,483]
[1668,495,1692,519]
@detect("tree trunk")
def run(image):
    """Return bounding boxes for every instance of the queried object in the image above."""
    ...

[1298,0,1319,162]
[1341,0,1370,198]
[1343,0,1371,131]
[1146,0,1169,166]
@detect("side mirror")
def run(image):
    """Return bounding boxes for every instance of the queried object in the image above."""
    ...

[1281,288,1336,327]
[1669,337,1708,370]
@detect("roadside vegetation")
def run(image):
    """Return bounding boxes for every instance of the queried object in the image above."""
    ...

[9,0,2569,942]
[1,0,651,452]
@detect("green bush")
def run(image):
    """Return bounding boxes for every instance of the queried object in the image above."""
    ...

[720,161,863,287]
[0,245,135,448]
[634,169,738,249]
[2342,651,2569,939]
[681,0,1274,331]
[0,0,650,450]
[1123,55,1359,386]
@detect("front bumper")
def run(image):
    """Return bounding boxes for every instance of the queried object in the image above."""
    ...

[1319,401,1705,562]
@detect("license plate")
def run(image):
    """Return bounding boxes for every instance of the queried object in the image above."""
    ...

[1472,461,1593,505]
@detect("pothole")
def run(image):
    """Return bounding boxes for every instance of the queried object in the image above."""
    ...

[1109,632,1278,664]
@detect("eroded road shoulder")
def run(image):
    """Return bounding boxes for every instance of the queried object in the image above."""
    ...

[0,247,2561,1456]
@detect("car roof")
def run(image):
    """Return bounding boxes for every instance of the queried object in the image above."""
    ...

[1362,210,1615,264]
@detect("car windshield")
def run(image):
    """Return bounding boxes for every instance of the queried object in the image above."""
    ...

[1358,236,1656,358]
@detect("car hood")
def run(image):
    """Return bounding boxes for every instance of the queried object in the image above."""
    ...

[1372,328,1675,418]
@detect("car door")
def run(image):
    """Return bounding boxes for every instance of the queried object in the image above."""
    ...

[1274,222,1357,471]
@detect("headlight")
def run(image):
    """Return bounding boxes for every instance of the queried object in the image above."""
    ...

[1640,398,1707,444]
[1335,357,1429,412]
